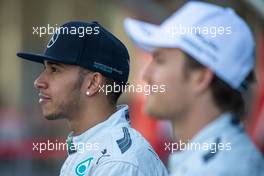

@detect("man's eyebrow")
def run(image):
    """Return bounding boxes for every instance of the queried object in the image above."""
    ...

[153,51,162,59]
[45,61,65,68]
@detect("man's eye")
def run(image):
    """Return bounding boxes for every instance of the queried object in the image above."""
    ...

[51,66,59,72]
[155,58,164,64]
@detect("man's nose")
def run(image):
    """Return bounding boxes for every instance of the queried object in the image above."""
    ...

[34,73,48,90]
[142,62,153,84]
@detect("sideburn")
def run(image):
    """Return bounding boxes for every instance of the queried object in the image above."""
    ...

[55,69,88,120]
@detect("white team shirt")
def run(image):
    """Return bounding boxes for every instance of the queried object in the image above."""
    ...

[168,112,264,176]
[59,105,168,176]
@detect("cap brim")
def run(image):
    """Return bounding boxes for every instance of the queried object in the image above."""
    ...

[17,52,74,65]
[124,18,180,52]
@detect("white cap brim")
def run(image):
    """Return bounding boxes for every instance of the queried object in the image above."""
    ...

[124,18,182,52]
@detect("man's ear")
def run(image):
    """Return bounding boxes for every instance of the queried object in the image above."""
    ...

[191,68,214,95]
[83,72,104,96]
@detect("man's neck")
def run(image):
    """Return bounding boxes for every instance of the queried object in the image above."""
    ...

[67,103,116,136]
[172,103,222,144]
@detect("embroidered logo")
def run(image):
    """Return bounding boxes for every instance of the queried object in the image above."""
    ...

[75,157,93,176]
[116,127,132,154]
[47,30,59,48]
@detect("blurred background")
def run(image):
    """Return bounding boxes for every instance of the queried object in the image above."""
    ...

[0,0,263,175]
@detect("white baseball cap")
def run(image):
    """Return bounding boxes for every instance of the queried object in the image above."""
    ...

[124,1,255,91]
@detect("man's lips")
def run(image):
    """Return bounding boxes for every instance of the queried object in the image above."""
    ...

[38,93,51,103]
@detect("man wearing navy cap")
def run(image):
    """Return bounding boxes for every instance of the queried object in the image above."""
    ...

[125,1,264,176]
[17,21,168,176]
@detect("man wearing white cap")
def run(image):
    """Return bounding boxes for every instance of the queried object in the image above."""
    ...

[124,1,264,175]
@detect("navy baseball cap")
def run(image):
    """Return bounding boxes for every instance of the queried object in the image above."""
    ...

[17,21,130,84]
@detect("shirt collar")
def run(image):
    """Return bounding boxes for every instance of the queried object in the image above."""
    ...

[66,104,130,155]
[169,112,241,165]
[190,112,239,144]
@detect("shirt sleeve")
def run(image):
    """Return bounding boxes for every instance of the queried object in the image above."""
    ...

[91,161,145,176]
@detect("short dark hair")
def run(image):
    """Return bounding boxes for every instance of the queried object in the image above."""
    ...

[183,53,255,118]
[104,78,123,104]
